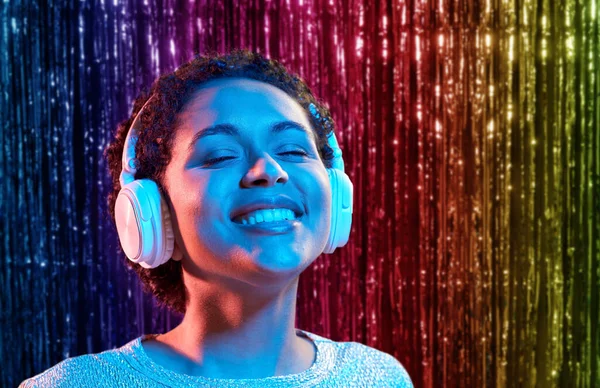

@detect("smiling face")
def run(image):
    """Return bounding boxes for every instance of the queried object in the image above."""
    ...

[162,77,332,288]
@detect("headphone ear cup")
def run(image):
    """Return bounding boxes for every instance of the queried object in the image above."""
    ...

[115,183,146,265]
[158,193,175,263]
[115,179,173,269]
[324,169,338,254]
[138,180,174,269]
[323,168,354,254]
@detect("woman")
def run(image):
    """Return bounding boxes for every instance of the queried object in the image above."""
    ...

[20,49,413,387]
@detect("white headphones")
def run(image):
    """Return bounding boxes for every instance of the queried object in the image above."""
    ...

[115,94,353,268]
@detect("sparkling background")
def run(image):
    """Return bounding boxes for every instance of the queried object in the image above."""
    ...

[2,0,599,386]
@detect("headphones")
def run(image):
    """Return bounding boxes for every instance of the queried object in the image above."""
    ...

[115,94,354,269]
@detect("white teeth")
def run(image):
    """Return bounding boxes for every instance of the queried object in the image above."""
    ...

[255,212,265,223]
[234,208,299,224]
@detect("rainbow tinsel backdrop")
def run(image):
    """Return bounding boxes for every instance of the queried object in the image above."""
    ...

[1,0,598,387]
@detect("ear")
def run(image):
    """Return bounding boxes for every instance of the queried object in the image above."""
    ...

[171,242,183,262]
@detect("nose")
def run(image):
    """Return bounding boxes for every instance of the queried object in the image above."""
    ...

[241,152,289,187]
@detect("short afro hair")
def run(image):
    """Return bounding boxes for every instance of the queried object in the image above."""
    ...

[104,48,337,315]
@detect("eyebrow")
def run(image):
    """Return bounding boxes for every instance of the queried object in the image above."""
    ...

[187,120,316,153]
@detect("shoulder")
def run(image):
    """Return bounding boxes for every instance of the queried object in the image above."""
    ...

[339,341,414,387]
[300,329,414,387]
[18,338,142,388]
[18,354,102,387]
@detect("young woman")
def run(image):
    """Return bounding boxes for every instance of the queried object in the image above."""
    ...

[20,49,413,387]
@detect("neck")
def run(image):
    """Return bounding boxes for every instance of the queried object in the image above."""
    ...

[146,271,315,379]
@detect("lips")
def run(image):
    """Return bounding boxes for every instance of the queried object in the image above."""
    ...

[230,196,304,221]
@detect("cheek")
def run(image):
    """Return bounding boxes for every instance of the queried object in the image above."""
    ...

[306,168,332,218]
[190,174,240,232]
[174,186,225,248]
[168,175,214,226]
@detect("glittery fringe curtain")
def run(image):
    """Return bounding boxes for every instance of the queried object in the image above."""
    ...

[1,0,598,386]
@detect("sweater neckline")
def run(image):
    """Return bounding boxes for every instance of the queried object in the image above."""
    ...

[129,328,331,385]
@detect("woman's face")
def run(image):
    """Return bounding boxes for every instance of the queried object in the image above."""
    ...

[163,77,331,287]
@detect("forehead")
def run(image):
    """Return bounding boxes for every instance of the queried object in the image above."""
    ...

[177,77,311,132]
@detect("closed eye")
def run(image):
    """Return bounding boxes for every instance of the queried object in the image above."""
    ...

[282,150,309,156]
[204,150,309,165]
[205,156,236,164]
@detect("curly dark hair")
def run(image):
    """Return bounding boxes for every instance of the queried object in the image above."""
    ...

[104,48,337,315]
